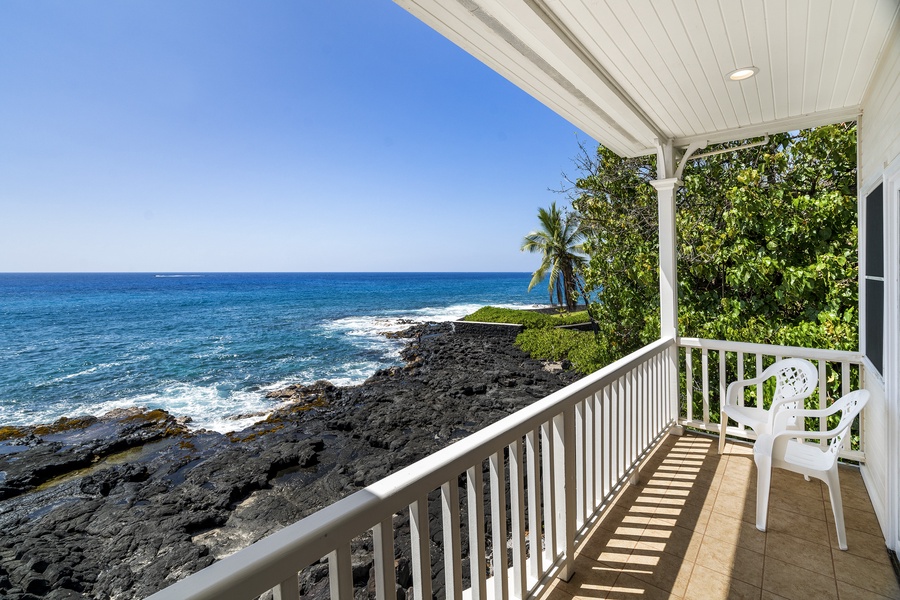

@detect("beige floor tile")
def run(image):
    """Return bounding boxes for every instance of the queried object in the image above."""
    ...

[727,446,756,473]
[763,530,834,577]
[825,503,884,537]
[832,549,900,598]
[760,592,790,600]
[636,524,703,562]
[577,526,638,563]
[624,546,694,597]
[761,556,838,600]
[840,487,881,515]
[766,486,827,521]
[836,580,897,600]
[713,489,757,524]
[771,469,824,499]
[695,535,764,587]
[721,472,757,498]
[704,510,767,554]
[539,582,576,600]
[835,466,869,495]
[551,561,619,599]
[597,504,650,529]
[765,506,831,546]
[826,524,891,565]
[722,442,755,456]
[685,563,762,600]
[605,572,682,599]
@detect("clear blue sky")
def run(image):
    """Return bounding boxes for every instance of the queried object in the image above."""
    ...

[0,1,590,272]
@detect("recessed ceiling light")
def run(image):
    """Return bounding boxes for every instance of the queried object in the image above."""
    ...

[728,66,759,81]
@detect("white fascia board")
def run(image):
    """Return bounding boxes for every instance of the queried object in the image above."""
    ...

[474,0,664,142]
[395,0,659,156]
[671,106,862,150]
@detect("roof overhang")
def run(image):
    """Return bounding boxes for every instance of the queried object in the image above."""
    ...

[395,0,900,157]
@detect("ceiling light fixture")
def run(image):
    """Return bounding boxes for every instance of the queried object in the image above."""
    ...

[728,66,759,81]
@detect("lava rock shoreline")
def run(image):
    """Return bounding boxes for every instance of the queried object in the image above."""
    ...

[0,323,579,599]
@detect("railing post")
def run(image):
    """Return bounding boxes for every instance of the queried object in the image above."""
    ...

[373,518,395,600]
[441,480,463,600]
[525,428,542,581]
[508,439,527,599]
[489,452,509,600]
[467,465,487,599]
[328,544,354,599]
[668,344,683,435]
[409,498,432,600]
[273,576,299,600]
[553,408,577,582]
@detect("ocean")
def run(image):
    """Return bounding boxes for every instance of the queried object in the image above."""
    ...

[0,272,544,432]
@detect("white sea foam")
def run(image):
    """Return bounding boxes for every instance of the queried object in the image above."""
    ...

[95,383,291,433]
[325,302,542,336]
[38,362,122,387]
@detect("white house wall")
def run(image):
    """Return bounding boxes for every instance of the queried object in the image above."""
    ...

[861,24,900,184]
[859,16,900,552]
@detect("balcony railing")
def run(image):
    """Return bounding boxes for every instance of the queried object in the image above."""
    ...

[148,336,867,599]
[148,337,677,599]
[677,338,866,461]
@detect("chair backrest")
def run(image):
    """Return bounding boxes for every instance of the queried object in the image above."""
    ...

[826,390,870,458]
[765,357,819,406]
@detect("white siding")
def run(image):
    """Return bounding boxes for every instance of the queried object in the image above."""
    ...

[861,25,900,184]
[861,373,890,541]
[859,19,900,551]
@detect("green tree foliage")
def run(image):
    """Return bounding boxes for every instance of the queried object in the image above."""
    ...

[521,202,587,309]
[570,124,858,366]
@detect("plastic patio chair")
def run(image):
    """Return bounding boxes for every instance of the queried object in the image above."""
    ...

[718,357,819,454]
[752,389,869,550]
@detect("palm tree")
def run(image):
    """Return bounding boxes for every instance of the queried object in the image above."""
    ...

[521,203,587,310]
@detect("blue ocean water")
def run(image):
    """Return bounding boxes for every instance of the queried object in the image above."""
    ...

[0,273,543,432]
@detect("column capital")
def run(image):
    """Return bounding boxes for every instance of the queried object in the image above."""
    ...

[650,177,682,191]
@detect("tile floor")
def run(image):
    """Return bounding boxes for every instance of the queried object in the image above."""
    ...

[538,433,900,600]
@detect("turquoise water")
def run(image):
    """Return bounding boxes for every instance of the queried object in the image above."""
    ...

[0,273,542,432]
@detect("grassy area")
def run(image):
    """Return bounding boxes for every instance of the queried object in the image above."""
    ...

[461,306,591,328]
[461,306,603,374]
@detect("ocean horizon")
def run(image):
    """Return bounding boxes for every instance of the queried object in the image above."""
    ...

[0,272,548,433]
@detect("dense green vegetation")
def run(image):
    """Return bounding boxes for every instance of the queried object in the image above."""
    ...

[515,124,858,385]
[461,306,604,373]
[514,328,605,374]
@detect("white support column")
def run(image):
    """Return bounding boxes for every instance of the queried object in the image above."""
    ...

[651,177,679,339]
[652,141,683,433]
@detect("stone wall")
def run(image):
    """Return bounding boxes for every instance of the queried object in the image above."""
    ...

[451,321,524,338]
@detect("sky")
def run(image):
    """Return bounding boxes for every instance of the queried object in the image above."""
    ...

[0,1,592,272]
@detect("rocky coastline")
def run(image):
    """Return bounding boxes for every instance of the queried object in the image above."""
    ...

[0,322,579,599]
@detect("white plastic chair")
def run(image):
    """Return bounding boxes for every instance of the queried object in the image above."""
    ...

[753,389,869,550]
[718,357,819,454]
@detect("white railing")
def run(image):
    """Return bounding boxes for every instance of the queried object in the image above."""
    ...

[148,338,677,600]
[677,338,866,461]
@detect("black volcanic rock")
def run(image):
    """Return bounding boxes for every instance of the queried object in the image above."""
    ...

[0,324,578,599]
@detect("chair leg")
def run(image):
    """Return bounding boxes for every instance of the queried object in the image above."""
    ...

[754,453,772,532]
[825,466,848,550]
[718,411,728,454]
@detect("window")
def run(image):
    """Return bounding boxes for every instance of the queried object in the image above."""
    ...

[865,183,884,375]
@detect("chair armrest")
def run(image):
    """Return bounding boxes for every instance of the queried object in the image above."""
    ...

[723,376,767,409]
[771,403,854,438]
